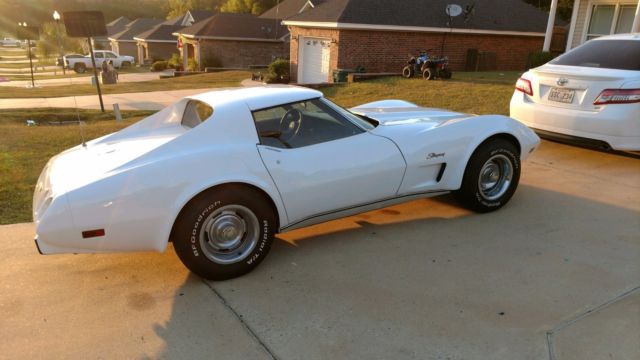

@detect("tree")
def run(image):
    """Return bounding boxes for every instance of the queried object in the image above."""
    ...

[36,21,83,60]
[522,0,574,22]
[165,0,226,19]
[220,0,278,15]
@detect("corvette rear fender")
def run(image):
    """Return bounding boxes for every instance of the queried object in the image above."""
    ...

[164,176,286,248]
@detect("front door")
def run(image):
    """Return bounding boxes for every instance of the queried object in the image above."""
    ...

[253,98,405,224]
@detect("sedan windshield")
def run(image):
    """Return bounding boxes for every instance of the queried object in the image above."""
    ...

[550,40,640,70]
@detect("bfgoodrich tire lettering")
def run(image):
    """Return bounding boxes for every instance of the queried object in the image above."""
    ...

[172,185,276,280]
[454,139,521,213]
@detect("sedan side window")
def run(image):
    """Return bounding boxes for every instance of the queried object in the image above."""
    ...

[252,99,364,149]
[182,100,214,129]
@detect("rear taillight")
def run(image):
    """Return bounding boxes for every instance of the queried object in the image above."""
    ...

[515,77,533,96]
[593,89,640,105]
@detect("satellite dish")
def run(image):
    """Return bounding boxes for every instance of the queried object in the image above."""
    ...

[446,4,463,17]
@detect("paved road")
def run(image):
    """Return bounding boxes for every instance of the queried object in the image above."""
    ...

[1,140,639,359]
[0,79,264,110]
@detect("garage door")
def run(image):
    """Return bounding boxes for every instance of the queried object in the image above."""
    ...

[299,37,331,84]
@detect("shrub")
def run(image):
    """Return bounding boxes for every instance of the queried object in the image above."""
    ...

[168,53,183,70]
[201,51,222,68]
[187,58,199,71]
[151,61,168,72]
[527,51,555,69]
[265,59,290,84]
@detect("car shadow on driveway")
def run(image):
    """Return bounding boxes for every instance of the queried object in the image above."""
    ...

[197,185,639,360]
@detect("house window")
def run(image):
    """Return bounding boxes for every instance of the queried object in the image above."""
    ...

[586,3,637,40]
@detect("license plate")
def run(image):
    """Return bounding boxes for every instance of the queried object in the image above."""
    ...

[548,87,575,104]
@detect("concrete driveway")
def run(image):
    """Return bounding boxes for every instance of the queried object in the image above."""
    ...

[1,140,638,360]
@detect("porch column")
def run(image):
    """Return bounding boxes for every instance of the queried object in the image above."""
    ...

[137,44,144,65]
[183,43,189,70]
[565,0,581,50]
[543,0,559,51]
[631,0,640,32]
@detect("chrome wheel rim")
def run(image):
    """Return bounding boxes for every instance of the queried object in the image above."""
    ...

[478,154,513,201]
[199,205,259,265]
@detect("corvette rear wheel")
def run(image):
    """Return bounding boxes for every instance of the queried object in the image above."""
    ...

[454,139,520,213]
[172,185,276,280]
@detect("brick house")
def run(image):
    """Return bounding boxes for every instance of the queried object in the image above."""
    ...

[133,10,214,64]
[108,18,163,59]
[173,13,289,70]
[282,0,554,83]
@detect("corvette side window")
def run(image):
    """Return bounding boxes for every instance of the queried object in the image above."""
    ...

[181,100,214,129]
[252,98,363,149]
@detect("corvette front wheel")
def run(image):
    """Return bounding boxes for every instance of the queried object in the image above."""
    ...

[454,139,520,213]
[172,186,276,280]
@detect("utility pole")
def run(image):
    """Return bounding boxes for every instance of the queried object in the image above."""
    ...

[87,37,105,112]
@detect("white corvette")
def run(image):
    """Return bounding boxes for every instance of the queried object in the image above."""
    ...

[34,86,539,279]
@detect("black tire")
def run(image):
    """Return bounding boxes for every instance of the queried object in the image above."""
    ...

[172,185,277,280]
[74,63,86,74]
[121,61,131,68]
[440,68,452,79]
[454,139,521,213]
[402,66,414,78]
[422,68,434,80]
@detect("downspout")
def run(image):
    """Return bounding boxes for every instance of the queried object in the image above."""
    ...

[631,0,640,33]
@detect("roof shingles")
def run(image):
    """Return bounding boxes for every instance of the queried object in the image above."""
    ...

[177,13,289,40]
[284,0,550,33]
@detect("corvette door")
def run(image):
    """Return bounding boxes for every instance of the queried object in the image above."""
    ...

[254,99,405,225]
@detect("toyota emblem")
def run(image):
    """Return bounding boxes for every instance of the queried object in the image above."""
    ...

[557,78,569,86]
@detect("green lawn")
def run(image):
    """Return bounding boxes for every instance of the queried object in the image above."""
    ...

[0,66,158,81]
[325,75,515,115]
[0,109,154,224]
[0,73,517,224]
[0,60,56,68]
[0,70,249,98]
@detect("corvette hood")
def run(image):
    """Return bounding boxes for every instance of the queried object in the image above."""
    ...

[350,100,472,130]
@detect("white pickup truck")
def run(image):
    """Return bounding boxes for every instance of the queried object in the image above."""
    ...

[65,50,135,73]
[1,38,21,47]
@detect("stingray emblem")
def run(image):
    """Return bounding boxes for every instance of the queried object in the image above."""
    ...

[427,152,445,159]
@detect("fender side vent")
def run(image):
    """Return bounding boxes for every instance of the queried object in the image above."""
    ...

[436,163,447,182]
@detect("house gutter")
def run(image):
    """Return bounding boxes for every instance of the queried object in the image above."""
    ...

[172,33,286,42]
[281,21,545,37]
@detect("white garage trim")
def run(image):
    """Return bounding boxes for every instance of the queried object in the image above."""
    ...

[298,36,331,84]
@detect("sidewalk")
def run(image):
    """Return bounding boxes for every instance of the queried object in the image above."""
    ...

[0,79,264,110]
[0,71,172,87]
